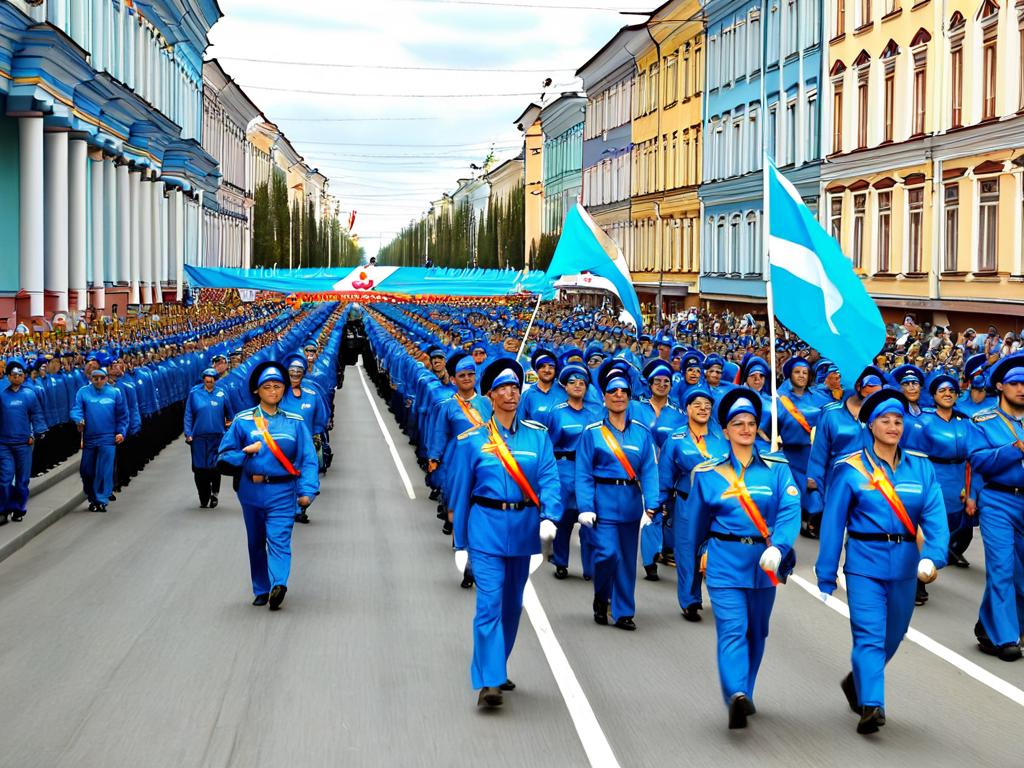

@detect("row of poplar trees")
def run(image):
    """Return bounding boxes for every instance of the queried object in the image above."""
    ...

[250,172,364,269]
[378,182,529,269]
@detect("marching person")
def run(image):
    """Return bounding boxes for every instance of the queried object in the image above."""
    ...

[0,358,48,525]
[519,347,563,421]
[217,361,319,611]
[816,388,948,734]
[184,367,230,509]
[967,353,1024,661]
[282,353,329,522]
[658,387,728,620]
[776,357,826,537]
[445,358,562,708]
[540,362,604,580]
[681,387,800,729]
[575,361,659,631]
[71,367,128,513]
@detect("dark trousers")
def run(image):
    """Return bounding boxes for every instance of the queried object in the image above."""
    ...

[193,469,222,505]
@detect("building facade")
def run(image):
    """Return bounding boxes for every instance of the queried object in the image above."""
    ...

[630,0,706,320]
[822,0,1024,328]
[513,103,544,267]
[0,0,221,324]
[700,0,824,308]
[540,93,586,236]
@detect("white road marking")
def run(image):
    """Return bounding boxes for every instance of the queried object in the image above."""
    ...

[522,581,620,768]
[789,573,1024,707]
[356,364,415,499]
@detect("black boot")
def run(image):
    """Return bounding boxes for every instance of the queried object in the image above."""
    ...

[856,706,885,734]
[593,597,609,626]
[643,563,660,582]
[915,581,928,606]
[840,672,859,713]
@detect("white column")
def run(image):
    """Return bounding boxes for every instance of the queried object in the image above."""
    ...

[68,138,88,311]
[128,167,141,304]
[44,130,70,312]
[169,188,182,299]
[116,162,130,285]
[89,153,105,308]
[18,117,45,317]
[152,180,164,302]
[102,156,116,288]
[139,173,152,304]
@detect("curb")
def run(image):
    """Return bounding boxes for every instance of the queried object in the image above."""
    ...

[0,456,86,565]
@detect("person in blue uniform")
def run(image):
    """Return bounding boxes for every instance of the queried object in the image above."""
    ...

[217,361,319,611]
[632,359,685,580]
[681,387,800,729]
[658,387,729,619]
[519,347,563,421]
[540,362,604,580]
[445,358,562,708]
[703,354,734,404]
[470,341,489,380]
[575,361,659,631]
[816,388,948,734]
[776,357,825,534]
[0,359,48,525]
[958,354,997,418]
[804,367,884,538]
[71,368,129,513]
[184,367,230,509]
[669,350,704,406]
[967,353,1024,661]
[892,364,927,450]
[282,353,329,522]
[920,375,976,573]
[813,360,845,403]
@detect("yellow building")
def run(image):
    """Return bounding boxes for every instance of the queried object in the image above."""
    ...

[514,103,544,269]
[630,0,704,320]
[822,0,1024,329]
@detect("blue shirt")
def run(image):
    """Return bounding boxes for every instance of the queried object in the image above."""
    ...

[629,398,686,449]
[968,407,1024,489]
[519,382,565,422]
[70,384,129,446]
[807,399,866,489]
[657,423,729,508]
[0,385,47,443]
[184,384,231,437]
[919,408,974,515]
[575,415,659,522]
[540,399,605,511]
[281,384,329,435]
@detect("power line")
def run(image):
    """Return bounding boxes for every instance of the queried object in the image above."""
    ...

[279,139,519,149]
[271,116,441,123]
[398,0,648,11]
[239,84,569,98]
[220,56,575,73]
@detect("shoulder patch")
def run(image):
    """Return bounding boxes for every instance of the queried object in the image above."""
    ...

[904,448,928,459]
[972,411,998,423]
[236,408,256,421]
[585,421,604,430]
[457,424,485,440]
[520,419,548,431]
[552,401,570,411]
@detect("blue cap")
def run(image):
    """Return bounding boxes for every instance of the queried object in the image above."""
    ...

[91,367,108,378]
[684,387,714,408]
[285,354,307,371]
[202,368,217,379]
[558,363,589,386]
[782,357,810,379]
[643,359,673,382]
[859,388,909,424]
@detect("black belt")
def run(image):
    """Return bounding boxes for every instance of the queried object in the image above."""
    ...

[594,476,637,486]
[709,531,767,545]
[928,456,963,465]
[554,450,576,460]
[848,531,917,543]
[667,488,689,501]
[471,495,535,510]
[986,483,1024,497]
[248,474,296,485]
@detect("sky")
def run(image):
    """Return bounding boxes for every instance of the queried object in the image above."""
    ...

[207,0,656,256]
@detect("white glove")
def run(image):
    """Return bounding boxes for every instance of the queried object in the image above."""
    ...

[578,512,597,528]
[529,553,543,574]
[639,511,656,528]
[759,546,782,573]
[818,591,831,604]
[917,557,937,583]
[539,519,557,542]
[454,549,469,574]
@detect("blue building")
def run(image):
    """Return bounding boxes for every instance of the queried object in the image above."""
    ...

[699,0,823,308]
[0,0,221,324]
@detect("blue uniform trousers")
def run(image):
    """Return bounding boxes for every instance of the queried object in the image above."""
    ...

[783,445,812,514]
[592,520,640,620]
[80,444,115,505]
[469,550,529,689]
[0,442,33,514]
[673,499,702,610]
[977,490,1024,647]
[846,573,916,708]
[708,585,775,705]
[241,489,297,596]
[552,507,594,578]
[640,514,664,567]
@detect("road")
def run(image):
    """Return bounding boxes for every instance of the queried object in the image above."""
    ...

[0,365,1021,768]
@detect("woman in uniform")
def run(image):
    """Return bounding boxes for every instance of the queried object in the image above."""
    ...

[681,387,801,729]
[816,388,948,735]
[217,361,320,611]
[446,358,563,708]
[776,357,826,538]
[183,367,230,508]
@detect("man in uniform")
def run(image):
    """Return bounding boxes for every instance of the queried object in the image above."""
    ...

[0,358,47,525]
[71,368,129,513]
[184,367,231,508]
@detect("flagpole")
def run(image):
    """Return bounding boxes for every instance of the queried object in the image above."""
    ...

[761,0,780,453]
[516,292,544,362]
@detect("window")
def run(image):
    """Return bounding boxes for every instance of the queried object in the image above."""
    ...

[694,45,703,94]
[665,54,678,104]
[768,104,778,161]
[806,92,819,160]
[734,21,746,79]
[682,52,691,98]
[748,107,761,170]
[912,52,926,135]
[883,69,895,142]
[853,193,866,268]
[716,217,727,272]
[1020,21,1024,111]
[722,26,733,84]
[858,0,872,27]
[981,4,999,120]
[883,0,898,15]
[877,191,892,272]
[786,0,798,56]
[785,101,797,165]
[943,184,959,272]
[708,36,718,89]
[835,0,846,37]
[732,119,743,176]
[768,2,780,63]
[978,178,999,272]
[832,80,844,153]
[805,0,820,47]
[730,215,741,273]
[746,212,759,274]
[907,188,924,272]
[829,194,843,241]
[749,11,761,74]
[649,63,659,112]
[857,76,869,148]
[950,44,963,127]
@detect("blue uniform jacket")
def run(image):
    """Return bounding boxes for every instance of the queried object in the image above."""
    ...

[539,399,605,512]
[816,447,949,593]
[0,385,47,443]
[575,416,659,522]
[657,424,729,508]
[281,384,328,435]
[446,417,563,556]
[629,398,686,450]
[957,392,997,419]
[184,384,230,437]
[683,451,801,588]
[70,384,129,446]
[519,382,565,422]
[919,409,974,514]
[968,407,1024,489]
[216,406,320,502]
[807,399,866,489]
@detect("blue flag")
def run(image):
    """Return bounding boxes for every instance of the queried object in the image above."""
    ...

[546,203,644,332]
[766,159,885,382]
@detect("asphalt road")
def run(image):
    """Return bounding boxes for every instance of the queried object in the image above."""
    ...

[1,365,1022,768]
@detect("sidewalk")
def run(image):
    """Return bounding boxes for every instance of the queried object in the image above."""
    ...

[0,455,86,564]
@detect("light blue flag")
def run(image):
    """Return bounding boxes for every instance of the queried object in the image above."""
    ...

[546,202,644,332]
[766,158,885,383]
